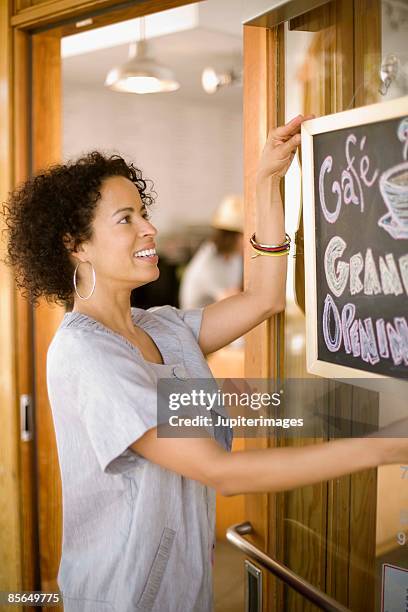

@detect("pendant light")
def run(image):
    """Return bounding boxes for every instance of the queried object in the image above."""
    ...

[105,17,180,94]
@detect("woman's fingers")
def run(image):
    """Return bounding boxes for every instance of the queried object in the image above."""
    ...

[273,115,303,140]
[256,114,314,181]
[274,132,301,160]
[268,114,315,142]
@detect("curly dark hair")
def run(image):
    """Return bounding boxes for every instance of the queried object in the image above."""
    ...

[1,151,157,307]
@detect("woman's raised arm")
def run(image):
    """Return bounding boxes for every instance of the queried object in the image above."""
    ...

[197,114,313,356]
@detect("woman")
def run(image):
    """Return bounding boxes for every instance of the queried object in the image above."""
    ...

[2,115,407,612]
[179,194,243,309]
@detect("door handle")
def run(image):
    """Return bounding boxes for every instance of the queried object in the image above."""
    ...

[20,394,33,442]
[226,521,351,612]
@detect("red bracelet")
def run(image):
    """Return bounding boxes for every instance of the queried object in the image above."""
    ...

[249,232,291,252]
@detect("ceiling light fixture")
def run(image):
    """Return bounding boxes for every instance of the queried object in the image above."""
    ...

[105,17,180,94]
[201,66,242,94]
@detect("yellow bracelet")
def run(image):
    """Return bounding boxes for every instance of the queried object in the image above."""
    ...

[251,247,290,258]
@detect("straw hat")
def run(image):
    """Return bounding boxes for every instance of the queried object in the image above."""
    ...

[211,194,244,232]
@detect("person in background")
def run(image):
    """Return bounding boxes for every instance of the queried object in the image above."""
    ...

[179,194,243,309]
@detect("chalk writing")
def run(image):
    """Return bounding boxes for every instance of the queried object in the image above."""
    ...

[319,134,379,224]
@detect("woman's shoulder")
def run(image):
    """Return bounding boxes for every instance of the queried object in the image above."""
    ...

[138,304,190,323]
[137,305,203,343]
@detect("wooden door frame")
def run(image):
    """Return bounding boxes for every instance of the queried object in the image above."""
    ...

[242,21,284,611]
[0,0,22,598]
[244,2,381,611]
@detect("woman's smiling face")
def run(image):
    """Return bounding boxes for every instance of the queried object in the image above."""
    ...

[77,175,160,290]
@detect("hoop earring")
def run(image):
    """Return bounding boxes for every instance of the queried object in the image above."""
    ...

[73,261,96,300]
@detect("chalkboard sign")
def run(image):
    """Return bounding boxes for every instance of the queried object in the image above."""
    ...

[302,96,408,381]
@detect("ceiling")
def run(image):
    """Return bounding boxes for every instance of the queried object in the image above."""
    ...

[62,1,244,111]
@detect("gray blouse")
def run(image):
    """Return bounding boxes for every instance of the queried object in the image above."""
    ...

[46,305,233,612]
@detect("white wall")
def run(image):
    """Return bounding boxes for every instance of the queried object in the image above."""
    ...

[63,84,243,236]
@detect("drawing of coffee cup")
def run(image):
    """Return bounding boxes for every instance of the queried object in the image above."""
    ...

[379,161,408,228]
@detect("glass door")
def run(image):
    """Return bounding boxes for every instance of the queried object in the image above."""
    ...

[374,4,408,609]
[280,1,408,610]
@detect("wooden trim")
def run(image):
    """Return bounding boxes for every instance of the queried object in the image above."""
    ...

[333,0,354,113]
[243,22,285,611]
[274,23,286,385]
[242,24,270,611]
[14,25,41,597]
[273,23,286,612]
[354,0,382,108]
[11,0,200,29]
[31,31,65,595]
[0,0,23,598]
[14,0,32,12]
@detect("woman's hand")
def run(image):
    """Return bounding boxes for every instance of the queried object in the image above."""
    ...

[256,114,314,184]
